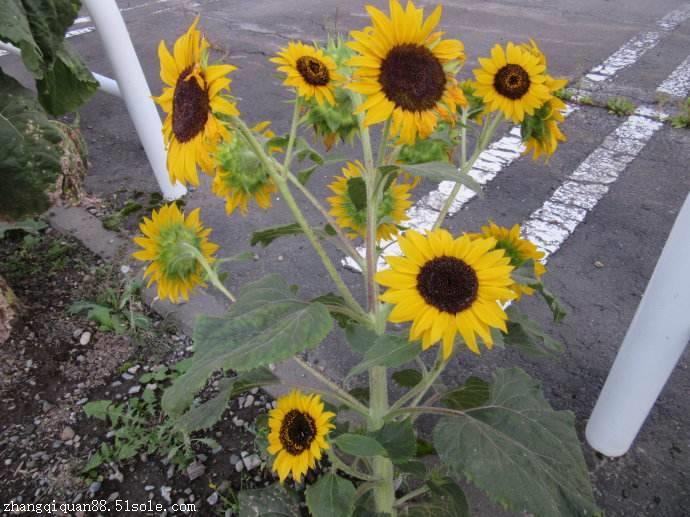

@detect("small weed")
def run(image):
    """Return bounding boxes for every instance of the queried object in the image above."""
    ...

[554,88,573,101]
[670,98,690,129]
[607,97,636,116]
[69,277,150,334]
[81,361,203,477]
[578,95,595,106]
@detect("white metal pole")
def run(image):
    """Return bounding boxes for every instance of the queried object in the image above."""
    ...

[586,193,690,457]
[83,0,186,200]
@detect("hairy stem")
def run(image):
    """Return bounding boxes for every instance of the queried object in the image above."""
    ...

[182,243,236,302]
[293,357,369,415]
[282,98,302,174]
[395,485,430,507]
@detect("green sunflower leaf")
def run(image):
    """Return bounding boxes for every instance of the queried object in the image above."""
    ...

[239,484,301,517]
[344,324,378,355]
[533,281,568,323]
[372,419,416,463]
[162,275,332,417]
[347,176,368,211]
[433,367,600,517]
[441,376,490,410]
[405,478,469,517]
[392,368,423,388]
[504,306,564,357]
[345,333,421,380]
[305,473,356,517]
[334,433,387,457]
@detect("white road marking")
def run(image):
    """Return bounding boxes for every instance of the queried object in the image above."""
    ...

[583,4,690,84]
[657,54,690,97]
[521,109,665,258]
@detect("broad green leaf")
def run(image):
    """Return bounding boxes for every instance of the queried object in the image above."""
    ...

[372,419,416,463]
[433,367,600,516]
[334,433,387,457]
[392,369,423,388]
[0,1,41,74]
[0,70,63,218]
[441,376,490,410]
[346,333,421,380]
[173,378,235,435]
[406,478,469,517]
[345,324,378,355]
[251,223,303,247]
[311,293,357,329]
[37,45,98,115]
[239,484,301,517]
[305,473,356,517]
[504,306,564,356]
[162,275,331,416]
[397,460,427,478]
[401,162,482,195]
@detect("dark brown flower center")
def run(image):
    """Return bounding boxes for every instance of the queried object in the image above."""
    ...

[279,409,317,456]
[172,66,209,143]
[417,256,478,313]
[296,56,330,86]
[493,64,530,100]
[379,44,446,112]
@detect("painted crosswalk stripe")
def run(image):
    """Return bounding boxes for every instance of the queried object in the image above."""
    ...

[657,54,690,97]
[583,4,690,84]
[521,109,665,258]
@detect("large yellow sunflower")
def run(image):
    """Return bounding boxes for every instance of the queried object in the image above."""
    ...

[347,0,467,144]
[271,42,343,106]
[212,122,278,216]
[327,160,413,241]
[267,390,335,483]
[153,18,239,186]
[469,222,546,298]
[376,229,516,358]
[473,42,552,123]
[133,204,219,303]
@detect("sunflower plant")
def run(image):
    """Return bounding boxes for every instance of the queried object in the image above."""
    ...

[134,3,599,515]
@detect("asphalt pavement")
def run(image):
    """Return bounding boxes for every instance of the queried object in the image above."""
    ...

[3,0,689,514]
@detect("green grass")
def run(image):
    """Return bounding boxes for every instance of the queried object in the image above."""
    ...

[670,98,690,129]
[607,97,636,116]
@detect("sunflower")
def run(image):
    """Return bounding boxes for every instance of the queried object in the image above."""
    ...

[212,122,278,216]
[133,204,219,303]
[469,222,546,298]
[327,161,413,241]
[523,96,568,160]
[267,390,335,483]
[473,42,552,123]
[376,229,516,358]
[271,42,342,106]
[347,0,467,144]
[153,17,239,186]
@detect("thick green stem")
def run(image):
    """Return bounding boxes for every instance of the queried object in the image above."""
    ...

[376,118,391,166]
[232,116,363,315]
[395,485,430,507]
[286,171,364,270]
[432,112,503,230]
[369,365,395,514]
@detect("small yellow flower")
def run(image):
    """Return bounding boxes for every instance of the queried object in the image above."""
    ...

[469,222,546,298]
[347,0,467,144]
[327,161,413,241]
[132,204,218,303]
[376,229,516,358]
[153,17,239,186]
[267,390,335,483]
[271,42,342,106]
[473,42,552,123]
